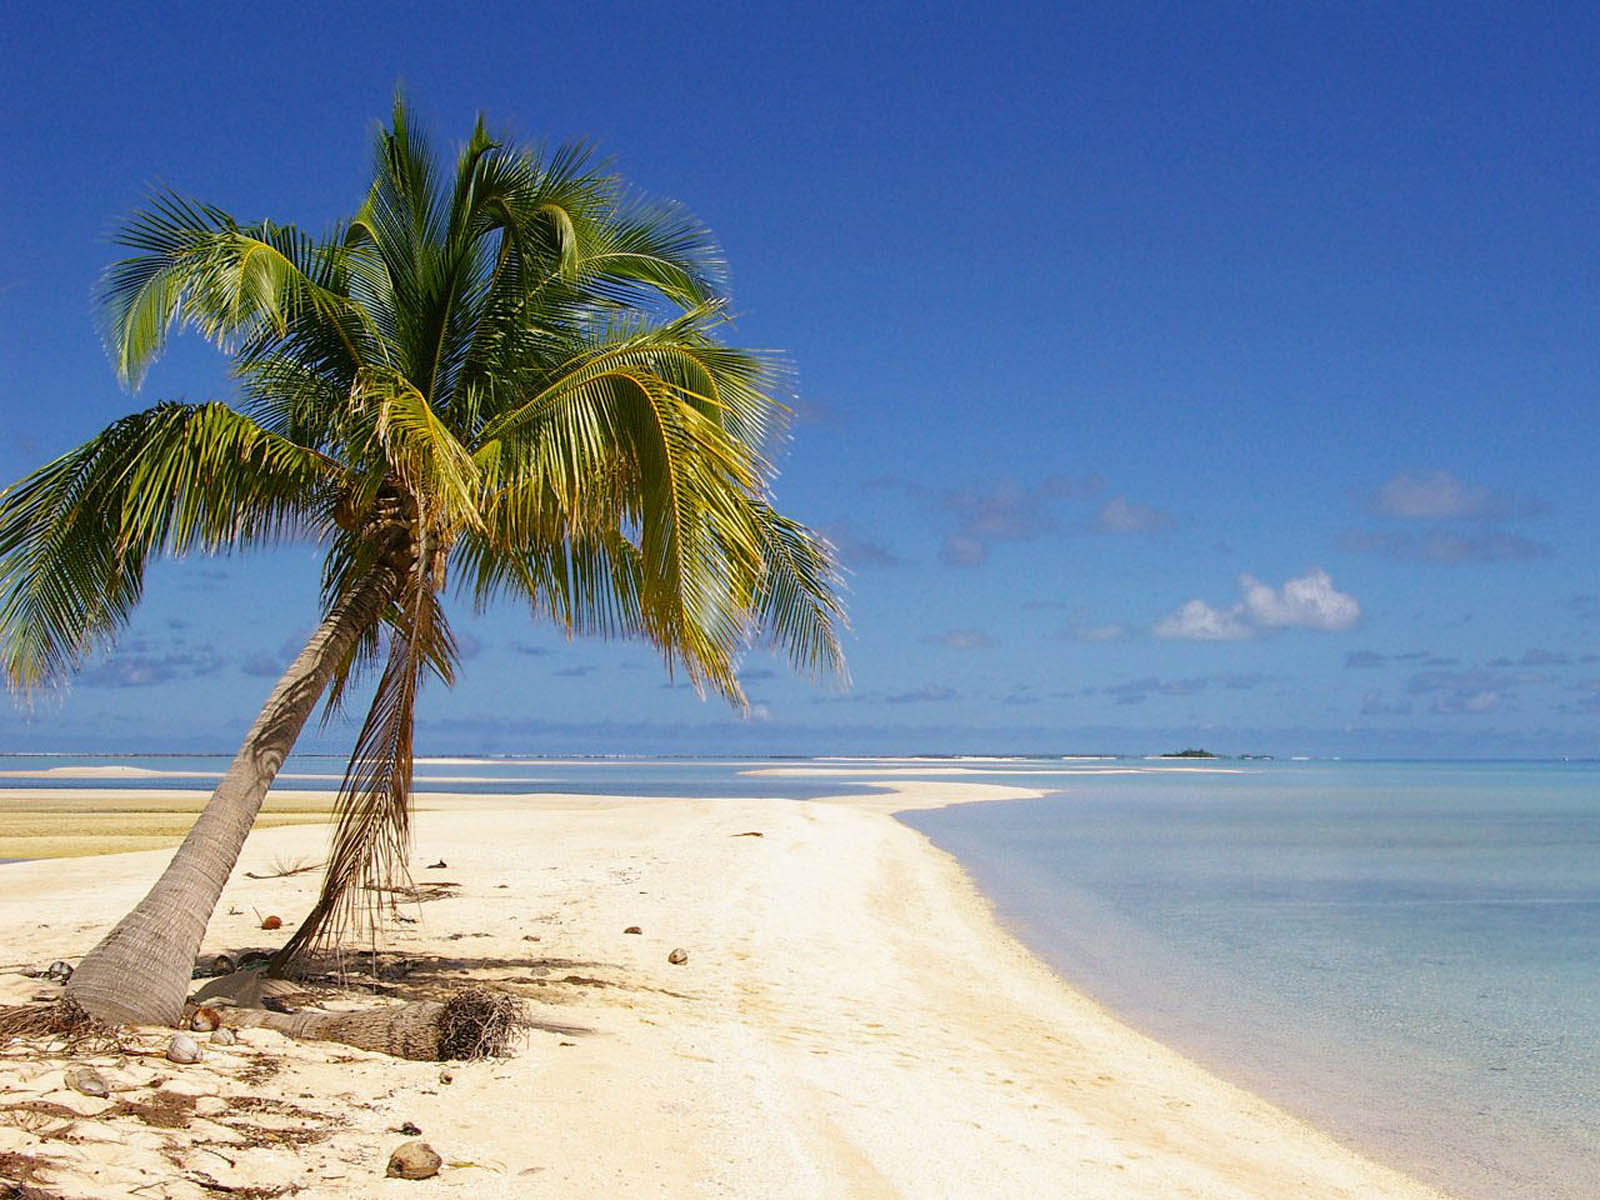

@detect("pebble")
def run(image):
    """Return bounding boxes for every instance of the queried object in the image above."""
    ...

[667,948,689,965]
[64,1066,109,1097]
[210,1027,237,1046]
[166,1034,203,1064]
[624,926,642,935]
[386,1140,443,1180]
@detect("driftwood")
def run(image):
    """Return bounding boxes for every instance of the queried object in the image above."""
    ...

[218,987,525,1061]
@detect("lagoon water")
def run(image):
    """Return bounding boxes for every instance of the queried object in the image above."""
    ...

[2,754,1595,1194]
[905,760,1600,1199]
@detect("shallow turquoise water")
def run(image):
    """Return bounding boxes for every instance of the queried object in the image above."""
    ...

[904,761,1600,1199]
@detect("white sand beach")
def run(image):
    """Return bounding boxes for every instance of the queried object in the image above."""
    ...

[0,782,1450,1198]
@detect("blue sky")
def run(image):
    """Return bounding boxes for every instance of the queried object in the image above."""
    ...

[3,2,1597,757]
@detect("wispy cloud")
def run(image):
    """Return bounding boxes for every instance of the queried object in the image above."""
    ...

[1065,623,1128,642]
[936,474,1104,566]
[884,684,959,704]
[1341,530,1552,564]
[1369,470,1543,521]
[920,629,994,650]
[1070,673,1276,704]
[1360,691,1413,715]
[820,521,904,569]
[82,640,224,688]
[1092,495,1171,534]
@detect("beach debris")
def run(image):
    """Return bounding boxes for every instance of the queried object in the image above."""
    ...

[624,926,643,935]
[396,1121,423,1136]
[210,1027,237,1046]
[244,855,321,879]
[64,1065,109,1097]
[0,997,120,1051]
[189,1006,222,1032]
[426,859,448,869]
[216,986,528,1061]
[191,967,305,1011]
[20,960,75,982]
[260,915,283,931]
[387,1140,443,1180]
[438,1069,454,1085]
[167,1033,203,1064]
[733,831,765,838]
[667,948,689,965]
[191,953,235,979]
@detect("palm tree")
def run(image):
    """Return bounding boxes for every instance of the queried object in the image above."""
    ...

[0,100,845,1027]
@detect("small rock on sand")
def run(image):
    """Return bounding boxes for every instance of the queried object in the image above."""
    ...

[387,1140,443,1179]
[624,926,642,935]
[667,948,689,965]
[166,1034,203,1064]
[65,1065,109,1097]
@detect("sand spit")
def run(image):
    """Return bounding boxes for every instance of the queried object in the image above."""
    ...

[0,785,1448,1198]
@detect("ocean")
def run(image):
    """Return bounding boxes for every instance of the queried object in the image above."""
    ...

[902,759,1600,1200]
[1,754,1594,1195]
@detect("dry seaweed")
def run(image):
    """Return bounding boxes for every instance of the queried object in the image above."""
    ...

[0,999,122,1055]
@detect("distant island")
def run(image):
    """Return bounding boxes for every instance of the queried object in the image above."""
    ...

[1159,748,1218,759]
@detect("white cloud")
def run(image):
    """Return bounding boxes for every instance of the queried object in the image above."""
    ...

[1240,568,1360,632]
[1153,598,1254,641]
[1155,568,1360,641]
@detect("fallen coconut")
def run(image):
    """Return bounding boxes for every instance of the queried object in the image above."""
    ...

[210,1027,237,1046]
[386,1140,443,1180]
[167,1033,203,1064]
[189,1006,222,1032]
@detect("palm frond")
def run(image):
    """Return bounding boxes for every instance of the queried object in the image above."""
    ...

[0,403,337,693]
[99,196,368,389]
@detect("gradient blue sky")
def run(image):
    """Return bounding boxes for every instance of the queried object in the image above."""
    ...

[3,2,1597,757]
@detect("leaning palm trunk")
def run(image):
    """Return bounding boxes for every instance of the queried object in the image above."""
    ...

[64,567,402,1026]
